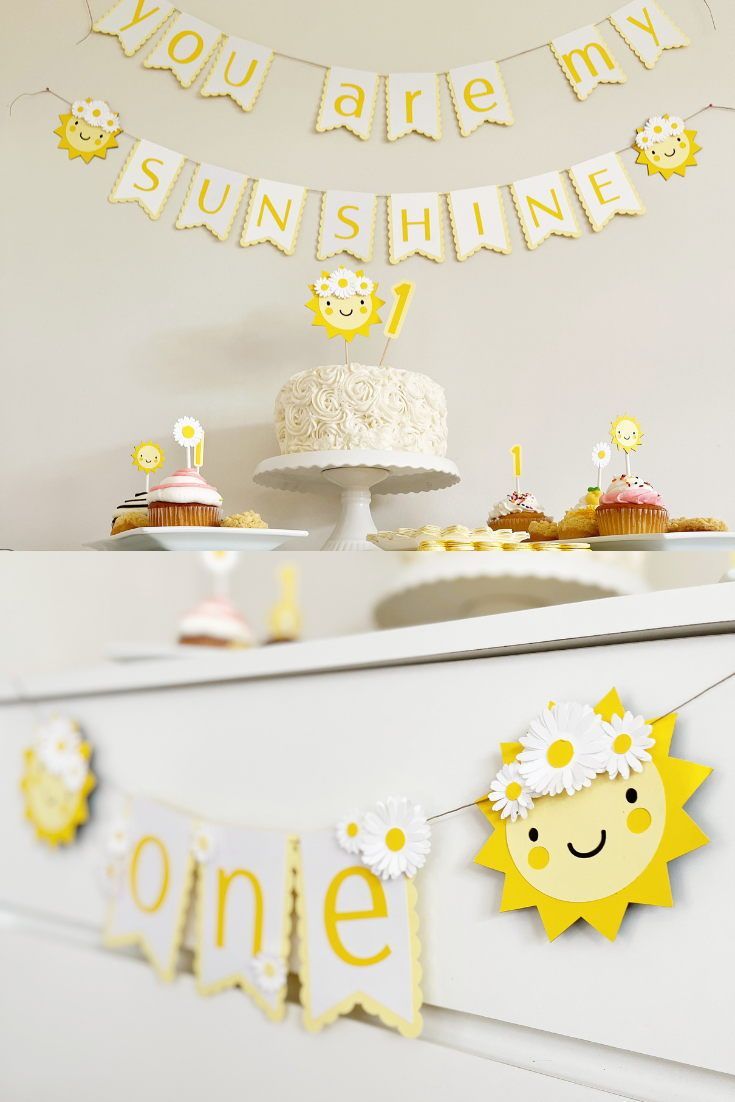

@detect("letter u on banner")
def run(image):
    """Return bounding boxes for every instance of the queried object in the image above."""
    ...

[609,1,689,69]
[109,139,185,220]
[297,831,422,1037]
[510,171,581,250]
[195,825,296,1021]
[240,179,308,255]
[200,36,274,111]
[144,12,222,88]
[93,0,175,57]
[446,61,513,136]
[318,191,377,261]
[568,152,644,232]
[550,25,626,100]
[317,68,380,140]
[176,163,248,241]
[387,193,444,264]
[105,797,195,980]
[446,186,511,260]
[386,73,441,141]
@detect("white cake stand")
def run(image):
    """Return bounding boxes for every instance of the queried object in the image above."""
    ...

[253,450,461,551]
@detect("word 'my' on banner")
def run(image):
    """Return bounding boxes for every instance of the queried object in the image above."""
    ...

[195,825,296,1021]
[297,830,422,1037]
[317,68,380,140]
[93,0,175,57]
[446,61,513,136]
[318,191,377,262]
[550,25,626,100]
[200,37,274,111]
[105,797,195,980]
[510,171,581,250]
[387,193,444,264]
[109,140,186,220]
[144,13,222,88]
[240,179,308,255]
[609,1,689,68]
[176,163,248,241]
[386,73,441,141]
[568,153,645,232]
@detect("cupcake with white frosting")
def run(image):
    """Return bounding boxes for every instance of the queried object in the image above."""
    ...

[148,469,223,527]
[178,596,253,649]
[487,490,551,534]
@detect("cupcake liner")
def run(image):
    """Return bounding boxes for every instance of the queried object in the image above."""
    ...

[148,503,221,528]
[488,511,548,534]
[596,504,668,535]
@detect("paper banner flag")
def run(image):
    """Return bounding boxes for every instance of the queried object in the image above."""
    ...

[446,61,513,136]
[240,179,308,254]
[568,152,645,232]
[93,0,174,57]
[297,830,422,1037]
[144,12,221,88]
[200,36,274,111]
[609,1,689,68]
[511,171,581,250]
[447,185,511,260]
[176,163,248,241]
[317,68,380,141]
[387,193,444,264]
[317,191,377,261]
[386,73,441,141]
[104,797,195,980]
[194,825,295,1020]
[550,25,626,100]
[109,139,185,220]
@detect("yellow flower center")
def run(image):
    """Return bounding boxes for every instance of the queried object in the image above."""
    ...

[505,782,522,801]
[182,425,195,439]
[385,827,406,852]
[346,822,359,838]
[613,733,632,754]
[338,278,349,287]
[546,739,574,768]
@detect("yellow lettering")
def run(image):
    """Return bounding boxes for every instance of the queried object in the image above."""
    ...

[197,178,231,215]
[628,7,659,45]
[588,169,620,206]
[120,0,160,32]
[472,201,485,234]
[223,52,258,88]
[324,866,391,967]
[526,189,563,229]
[168,29,204,65]
[401,206,431,242]
[335,204,360,241]
[334,82,366,119]
[463,77,497,114]
[215,868,263,954]
[404,89,422,124]
[562,43,615,83]
[130,835,169,913]
[257,194,292,231]
[134,157,163,192]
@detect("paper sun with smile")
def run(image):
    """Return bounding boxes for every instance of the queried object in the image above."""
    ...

[475,689,711,940]
[634,114,700,180]
[54,98,121,163]
[306,267,384,342]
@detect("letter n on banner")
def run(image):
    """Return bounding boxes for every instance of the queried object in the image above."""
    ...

[144,13,222,88]
[240,180,308,255]
[93,0,175,57]
[446,61,513,136]
[194,825,296,1021]
[550,26,626,100]
[297,831,422,1037]
[109,140,185,220]
[318,191,377,262]
[387,193,444,264]
[317,68,380,140]
[105,797,195,980]
[609,1,689,69]
[510,171,581,250]
[200,37,274,112]
[446,186,511,260]
[176,163,248,241]
[568,153,644,232]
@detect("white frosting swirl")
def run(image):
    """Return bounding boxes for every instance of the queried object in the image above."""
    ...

[488,491,542,519]
[148,468,222,506]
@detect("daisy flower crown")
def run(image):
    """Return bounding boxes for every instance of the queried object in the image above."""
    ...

[488,701,655,822]
[635,114,685,150]
[71,98,121,134]
[313,267,374,300]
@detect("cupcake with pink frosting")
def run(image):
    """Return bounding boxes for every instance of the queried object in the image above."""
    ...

[148,468,223,527]
[596,474,668,535]
[178,596,253,648]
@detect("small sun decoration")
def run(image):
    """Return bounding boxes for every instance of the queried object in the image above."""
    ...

[21,717,96,846]
[131,442,165,474]
[54,98,121,163]
[610,414,644,454]
[634,114,700,180]
[306,267,384,342]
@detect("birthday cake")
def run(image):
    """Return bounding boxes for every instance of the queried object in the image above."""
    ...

[275,364,448,455]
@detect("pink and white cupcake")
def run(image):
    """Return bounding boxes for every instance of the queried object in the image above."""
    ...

[487,490,552,534]
[178,597,253,649]
[596,474,668,534]
[148,468,223,527]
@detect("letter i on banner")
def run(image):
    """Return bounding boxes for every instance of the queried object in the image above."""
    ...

[568,153,644,232]
[144,13,222,88]
[176,164,249,241]
[510,171,581,250]
[93,0,175,57]
[240,180,308,255]
[609,1,689,69]
[550,26,626,100]
[200,37,274,112]
[194,825,296,1020]
[387,193,444,264]
[317,68,380,140]
[109,140,186,220]
[446,61,513,136]
[297,831,422,1037]
[386,73,441,141]
[318,191,377,262]
[105,797,195,980]
[446,186,511,260]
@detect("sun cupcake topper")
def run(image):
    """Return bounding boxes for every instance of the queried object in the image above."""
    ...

[54,98,121,163]
[610,414,643,475]
[476,689,711,940]
[21,717,96,846]
[634,114,700,180]
[131,441,165,493]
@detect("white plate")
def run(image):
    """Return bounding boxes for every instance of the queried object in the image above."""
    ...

[85,527,309,552]
[548,532,734,552]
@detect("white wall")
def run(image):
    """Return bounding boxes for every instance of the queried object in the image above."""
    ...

[2,0,734,549]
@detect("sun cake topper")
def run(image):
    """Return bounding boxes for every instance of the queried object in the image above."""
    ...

[21,717,96,846]
[610,413,643,475]
[131,441,165,493]
[634,114,700,180]
[476,689,711,940]
[54,98,121,163]
[306,267,384,343]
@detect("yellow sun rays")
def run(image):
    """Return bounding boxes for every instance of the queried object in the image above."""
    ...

[20,744,96,846]
[635,128,700,180]
[54,112,119,163]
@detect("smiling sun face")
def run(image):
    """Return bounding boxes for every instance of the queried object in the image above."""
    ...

[610,414,643,454]
[131,442,165,473]
[635,128,699,180]
[475,689,711,940]
[54,113,119,163]
[306,269,384,343]
[21,745,95,846]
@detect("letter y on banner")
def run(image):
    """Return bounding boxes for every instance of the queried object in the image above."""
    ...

[609,1,689,68]
[93,0,175,57]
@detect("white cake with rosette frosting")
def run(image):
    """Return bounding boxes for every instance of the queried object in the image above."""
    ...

[275,364,448,456]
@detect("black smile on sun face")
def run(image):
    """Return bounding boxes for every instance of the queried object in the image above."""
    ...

[567,829,607,859]
[339,308,353,317]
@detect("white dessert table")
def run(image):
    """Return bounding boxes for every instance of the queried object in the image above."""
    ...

[253,450,460,551]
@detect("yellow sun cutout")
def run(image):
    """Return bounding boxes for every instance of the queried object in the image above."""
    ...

[131,442,165,473]
[54,112,119,163]
[610,413,644,453]
[21,737,96,846]
[635,127,700,180]
[475,688,711,941]
[306,269,384,343]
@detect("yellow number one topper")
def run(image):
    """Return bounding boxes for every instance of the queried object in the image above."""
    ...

[131,441,165,494]
[306,267,384,368]
[378,281,416,367]
[54,98,121,164]
[510,444,522,494]
[610,414,644,476]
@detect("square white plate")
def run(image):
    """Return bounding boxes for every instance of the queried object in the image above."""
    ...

[85,527,309,552]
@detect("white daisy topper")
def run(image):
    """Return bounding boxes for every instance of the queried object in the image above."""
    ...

[359,797,431,880]
[518,701,608,797]
[488,762,534,822]
[335,810,363,855]
[601,711,654,779]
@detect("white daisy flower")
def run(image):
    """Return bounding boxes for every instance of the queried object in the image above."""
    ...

[646,115,669,139]
[85,99,109,125]
[202,550,237,574]
[61,754,89,793]
[191,823,217,864]
[101,112,120,133]
[667,115,684,134]
[635,130,651,150]
[591,441,611,468]
[354,275,374,296]
[96,857,123,898]
[327,267,357,299]
[106,818,130,857]
[360,797,431,880]
[173,416,204,449]
[335,810,363,854]
[488,762,534,822]
[518,701,607,797]
[601,711,654,780]
[37,717,81,774]
[71,100,86,118]
[313,277,332,297]
[252,952,287,994]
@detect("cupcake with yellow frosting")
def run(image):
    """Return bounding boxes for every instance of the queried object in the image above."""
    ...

[558,486,602,541]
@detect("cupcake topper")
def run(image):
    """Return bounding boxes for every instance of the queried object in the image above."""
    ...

[590,440,612,489]
[510,444,522,494]
[54,98,121,164]
[268,565,302,644]
[131,441,165,494]
[610,414,643,476]
[173,416,204,469]
[201,550,237,598]
[194,435,205,473]
[306,267,384,369]
[378,281,416,367]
